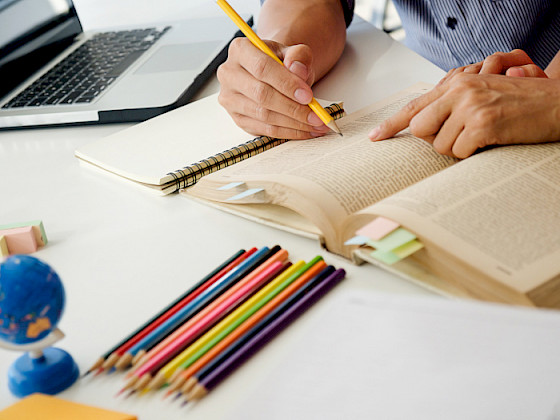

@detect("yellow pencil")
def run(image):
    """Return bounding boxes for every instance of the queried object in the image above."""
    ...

[144,260,315,390]
[216,0,343,136]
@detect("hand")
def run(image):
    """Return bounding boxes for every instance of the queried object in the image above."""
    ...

[438,49,548,86]
[368,73,560,158]
[216,37,329,140]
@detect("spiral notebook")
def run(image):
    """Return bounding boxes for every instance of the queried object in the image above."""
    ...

[74,93,344,195]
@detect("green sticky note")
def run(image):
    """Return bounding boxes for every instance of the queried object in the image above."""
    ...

[366,227,415,251]
[392,239,424,258]
[370,249,402,265]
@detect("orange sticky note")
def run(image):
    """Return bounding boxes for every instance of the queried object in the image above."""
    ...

[0,394,137,420]
[0,226,38,254]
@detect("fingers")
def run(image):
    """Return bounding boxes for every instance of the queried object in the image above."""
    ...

[505,64,548,78]
[217,38,327,139]
[369,86,446,141]
[479,49,534,74]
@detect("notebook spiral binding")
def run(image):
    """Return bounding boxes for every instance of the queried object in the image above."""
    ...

[166,103,346,193]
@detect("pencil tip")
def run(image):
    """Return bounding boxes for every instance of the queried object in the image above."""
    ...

[93,368,104,377]
[81,371,91,378]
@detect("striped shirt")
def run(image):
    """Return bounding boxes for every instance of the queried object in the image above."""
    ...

[263,1,559,71]
[344,0,560,70]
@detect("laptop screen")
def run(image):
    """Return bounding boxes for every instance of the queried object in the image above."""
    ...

[0,0,82,99]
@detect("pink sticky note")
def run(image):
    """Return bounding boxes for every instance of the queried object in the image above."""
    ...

[356,217,400,241]
[0,226,38,254]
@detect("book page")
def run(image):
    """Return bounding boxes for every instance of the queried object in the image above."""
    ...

[186,84,457,253]
[359,143,560,293]
[226,290,560,420]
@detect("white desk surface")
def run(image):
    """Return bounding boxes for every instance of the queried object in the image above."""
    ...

[0,1,446,418]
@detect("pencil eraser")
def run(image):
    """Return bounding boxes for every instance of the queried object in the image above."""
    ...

[0,236,8,257]
[0,226,38,254]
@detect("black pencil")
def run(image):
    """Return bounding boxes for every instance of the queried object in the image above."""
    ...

[83,248,247,376]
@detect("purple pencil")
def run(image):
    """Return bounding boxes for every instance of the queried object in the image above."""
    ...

[186,268,346,401]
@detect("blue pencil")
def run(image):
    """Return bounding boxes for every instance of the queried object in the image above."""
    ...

[115,246,278,369]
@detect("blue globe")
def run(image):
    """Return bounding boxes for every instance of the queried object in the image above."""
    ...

[0,255,65,345]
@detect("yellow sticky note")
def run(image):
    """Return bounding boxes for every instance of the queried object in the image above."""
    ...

[392,239,424,258]
[0,394,137,420]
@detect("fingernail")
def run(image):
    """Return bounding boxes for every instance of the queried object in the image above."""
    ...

[369,127,381,140]
[294,88,312,104]
[312,125,329,132]
[289,61,308,80]
[307,112,323,126]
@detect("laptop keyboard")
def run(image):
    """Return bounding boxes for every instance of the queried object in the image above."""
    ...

[2,26,170,109]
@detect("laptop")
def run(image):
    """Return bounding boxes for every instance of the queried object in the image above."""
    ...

[0,0,251,129]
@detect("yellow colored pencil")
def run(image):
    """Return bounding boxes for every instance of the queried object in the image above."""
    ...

[216,0,343,136]
[146,259,324,390]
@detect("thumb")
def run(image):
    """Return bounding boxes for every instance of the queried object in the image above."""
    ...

[506,64,548,78]
[282,44,315,85]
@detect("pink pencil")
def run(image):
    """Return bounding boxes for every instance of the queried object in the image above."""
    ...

[121,252,288,392]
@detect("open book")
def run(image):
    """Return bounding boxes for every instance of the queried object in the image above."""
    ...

[184,83,560,308]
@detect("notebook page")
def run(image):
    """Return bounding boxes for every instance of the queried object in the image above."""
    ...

[227,291,560,420]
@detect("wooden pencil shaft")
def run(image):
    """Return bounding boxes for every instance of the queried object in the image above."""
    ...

[132,246,279,377]
[149,260,289,388]
[199,268,346,392]
[194,265,336,381]
[126,247,268,358]
[171,265,333,386]
[137,246,288,363]
[92,249,247,364]
[163,259,325,381]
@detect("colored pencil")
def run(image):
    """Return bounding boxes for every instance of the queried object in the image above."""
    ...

[143,257,326,392]
[215,0,343,136]
[125,245,280,369]
[114,246,274,371]
[143,260,290,391]
[117,246,282,371]
[127,261,305,393]
[84,248,249,375]
[166,265,336,396]
[186,268,346,401]
[118,246,280,393]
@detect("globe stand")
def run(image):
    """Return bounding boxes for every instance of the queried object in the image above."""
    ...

[0,328,79,398]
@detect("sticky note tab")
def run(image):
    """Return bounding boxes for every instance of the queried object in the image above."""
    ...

[218,182,245,191]
[0,220,47,246]
[392,239,424,259]
[356,217,400,241]
[0,236,8,257]
[0,393,137,420]
[344,235,370,246]
[227,188,265,201]
[370,249,402,265]
[0,226,38,254]
[366,227,416,252]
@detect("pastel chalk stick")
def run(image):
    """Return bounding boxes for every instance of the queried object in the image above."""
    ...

[0,226,38,254]
[0,220,47,245]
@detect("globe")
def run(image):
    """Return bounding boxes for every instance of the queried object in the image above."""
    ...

[0,255,65,346]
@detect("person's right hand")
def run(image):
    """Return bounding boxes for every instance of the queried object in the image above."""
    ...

[217,37,330,140]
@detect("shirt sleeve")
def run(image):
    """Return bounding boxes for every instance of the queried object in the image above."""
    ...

[259,0,354,28]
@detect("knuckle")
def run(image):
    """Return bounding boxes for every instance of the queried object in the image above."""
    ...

[251,55,270,80]
[252,82,273,105]
[253,104,270,122]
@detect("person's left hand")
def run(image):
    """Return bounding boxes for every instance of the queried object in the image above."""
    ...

[368,73,560,158]
[437,49,548,86]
